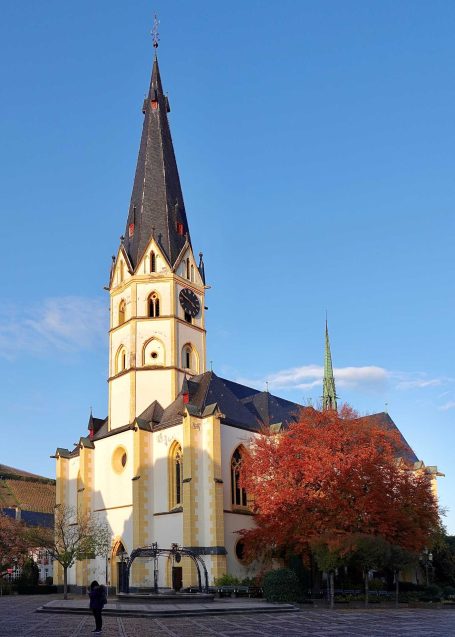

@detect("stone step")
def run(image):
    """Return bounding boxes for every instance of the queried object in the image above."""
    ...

[37,600,298,618]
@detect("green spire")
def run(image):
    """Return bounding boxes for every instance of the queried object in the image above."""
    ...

[322,318,338,411]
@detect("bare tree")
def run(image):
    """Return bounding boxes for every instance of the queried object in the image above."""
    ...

[33,505,110,599]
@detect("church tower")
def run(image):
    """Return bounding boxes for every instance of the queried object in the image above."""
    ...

[322,319,338,410]
[108,53,207,429]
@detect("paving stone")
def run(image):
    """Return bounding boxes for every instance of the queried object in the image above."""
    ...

[1,595,455,637]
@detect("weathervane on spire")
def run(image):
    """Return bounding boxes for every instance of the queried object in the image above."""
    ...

[152,14,160,50]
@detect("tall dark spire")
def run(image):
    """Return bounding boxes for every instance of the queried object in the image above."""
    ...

[122,54,191,270]
[322,318,338,411]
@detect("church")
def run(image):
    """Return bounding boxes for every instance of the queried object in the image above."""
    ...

[53,42,436,593]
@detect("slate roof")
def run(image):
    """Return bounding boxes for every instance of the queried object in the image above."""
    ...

[88,415,108,439]
[127,372,418,463]
[122,55,191,270]
[81,372,418,464]
[133,372,302,432]
[355,412,418,464]
[136,400,164,429]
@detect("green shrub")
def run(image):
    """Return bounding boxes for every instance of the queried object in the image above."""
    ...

[0,581,12,595]
[443,585,455,599]
[214,573,240,586]
[263,568,301,603]
[398,581,425,592]
[424,584,442,599]
[369,578,384,591]
[19,559,39,586]
[241,576,260,586]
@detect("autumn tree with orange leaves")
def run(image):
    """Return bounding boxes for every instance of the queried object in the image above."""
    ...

[240,405,440,587]
[0,514,30,578]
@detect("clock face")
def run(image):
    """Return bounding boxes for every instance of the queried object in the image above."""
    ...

[179,288,200,317]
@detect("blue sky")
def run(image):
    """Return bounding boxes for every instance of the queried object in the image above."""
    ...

[1,1,454,531]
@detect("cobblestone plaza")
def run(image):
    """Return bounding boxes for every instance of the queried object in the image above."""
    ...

[1,596,454,637]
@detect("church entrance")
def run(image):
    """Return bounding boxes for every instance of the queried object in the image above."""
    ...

[117,561,128,593]
[172,566,183,591]
[112,541,129,593]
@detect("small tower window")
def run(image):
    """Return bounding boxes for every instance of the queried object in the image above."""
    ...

[118,300,126,326]
[231,447,248,508]
[176,222,184,236]
[181,344,199,373]
[119,261,124,283]
[182,345,191,370]
[148,292,160,318]
[190,264,194,282]
[186,259,190,280]
[150,251,156,273]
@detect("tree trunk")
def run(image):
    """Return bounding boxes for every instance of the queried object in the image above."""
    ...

[395,570,399,608]
[364,570,369,608]
[63,566,68,600]
[330,571,335,610]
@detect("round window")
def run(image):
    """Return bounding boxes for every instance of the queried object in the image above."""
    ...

[112,447,127,473]
[151,351,158,360]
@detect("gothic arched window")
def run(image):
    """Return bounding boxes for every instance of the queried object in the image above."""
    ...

[115,346,127,374]
[148,292,160,318]
[231,446,247,508]
[118,299,126,326]
[150,251,156,273]
[169,442,183,509]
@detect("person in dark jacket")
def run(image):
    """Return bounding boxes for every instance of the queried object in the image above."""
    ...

[89,580,107,633]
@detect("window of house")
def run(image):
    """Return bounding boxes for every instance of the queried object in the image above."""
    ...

[231,447,247,507]
[148,292,160,318]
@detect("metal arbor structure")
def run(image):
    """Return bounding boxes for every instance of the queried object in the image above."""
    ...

[121,543,209,593]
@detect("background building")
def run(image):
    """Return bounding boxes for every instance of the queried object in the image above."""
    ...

[0,464,55,583]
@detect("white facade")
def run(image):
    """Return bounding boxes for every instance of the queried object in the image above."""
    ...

[54,53,264,593]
